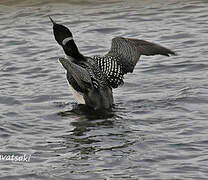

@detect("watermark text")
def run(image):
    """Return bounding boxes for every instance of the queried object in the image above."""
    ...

[0,154,31,162]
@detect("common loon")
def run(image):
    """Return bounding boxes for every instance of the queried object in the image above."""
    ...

[50,17,176,110]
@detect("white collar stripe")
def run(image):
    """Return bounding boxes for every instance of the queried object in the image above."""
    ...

[62,37,73,45]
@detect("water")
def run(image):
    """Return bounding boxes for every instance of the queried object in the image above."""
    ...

[0,0,208,179]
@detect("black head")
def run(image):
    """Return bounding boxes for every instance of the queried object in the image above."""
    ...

[49,16,73,46]
[49,16,85,61]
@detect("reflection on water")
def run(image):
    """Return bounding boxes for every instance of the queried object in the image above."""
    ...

[0,0,208,179]
[58,104,117,120]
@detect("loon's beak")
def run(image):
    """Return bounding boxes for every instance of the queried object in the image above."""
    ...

[49,16,56,25]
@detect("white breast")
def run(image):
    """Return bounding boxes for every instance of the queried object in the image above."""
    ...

[63,56,85,104]
[68,85,85,104]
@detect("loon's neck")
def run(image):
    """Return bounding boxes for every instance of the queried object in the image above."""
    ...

[63,40,85,61]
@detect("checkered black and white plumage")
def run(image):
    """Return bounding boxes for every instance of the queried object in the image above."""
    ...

[92,55,124,88]
[78,57,108,89]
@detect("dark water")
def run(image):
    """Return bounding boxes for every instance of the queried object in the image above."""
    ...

[0,0,208,179]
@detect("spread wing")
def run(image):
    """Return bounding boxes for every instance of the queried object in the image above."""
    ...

[106,37,176,74]
[59,57,93,91]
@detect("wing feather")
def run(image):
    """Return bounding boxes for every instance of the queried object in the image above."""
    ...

[106,37,176,73]
[59,57,92,90]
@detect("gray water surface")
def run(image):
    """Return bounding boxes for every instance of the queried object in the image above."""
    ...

[0,0,208,179]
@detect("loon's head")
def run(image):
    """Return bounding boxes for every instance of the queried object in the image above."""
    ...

[49,16,73,46]
[49,16,85,61]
